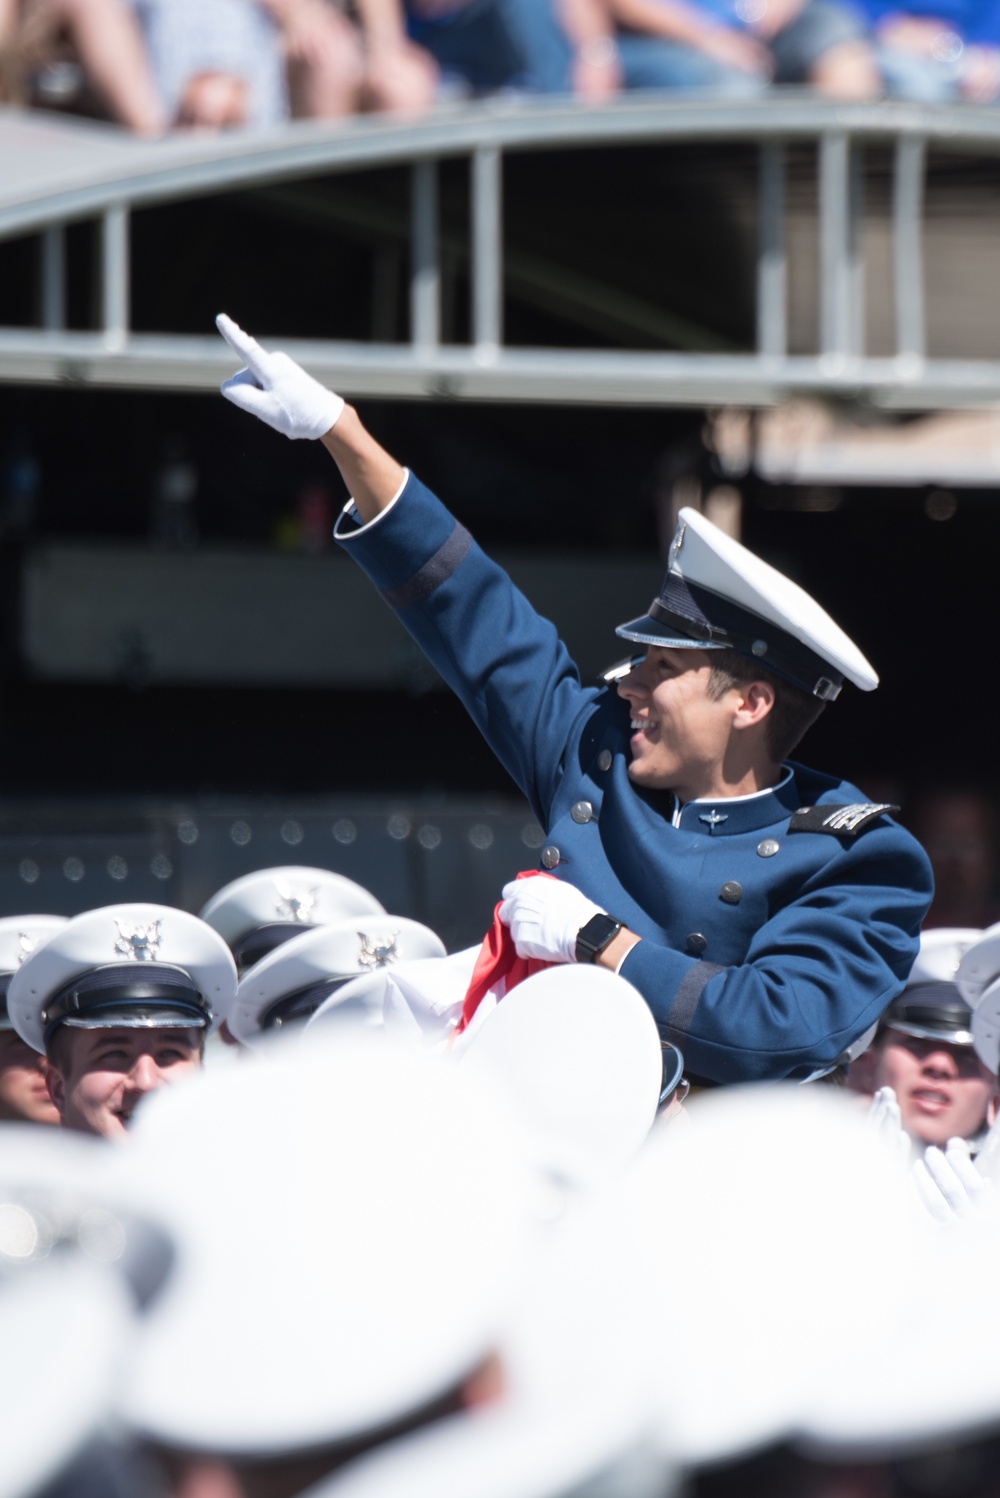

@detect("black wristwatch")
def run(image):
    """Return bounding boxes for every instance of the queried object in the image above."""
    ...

[575,913,624,964]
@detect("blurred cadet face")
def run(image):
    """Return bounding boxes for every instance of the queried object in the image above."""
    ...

[872,1030,999,1147]
[0,1029,60,1124]
[45,1027,203,1140]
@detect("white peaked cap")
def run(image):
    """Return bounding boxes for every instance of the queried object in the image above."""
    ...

[0,1258,132,1498]
[880,927,983,1046]
[956,919,1000,1009]
[0,1123,173,1498]
[617,506,878,697]
[7,903,238,1053]
[0,1122,176,1313]
[795,1218,1000,1454]
[0,915,68,1028]
[230,915,447,1045]
[0,915,68,976]
[117,1028,537,1456]
[955,920,1000,1074]
[306,946,479,1048]
[308,1187,676,1498]
[622,1084,928,1467]
[911,927,983,984]
[199,866,386,953]
[457,966,663,1192]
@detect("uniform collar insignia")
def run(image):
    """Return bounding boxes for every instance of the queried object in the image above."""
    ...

[114,919,162,961]
[699,809,728,829]
[358,932,399,969]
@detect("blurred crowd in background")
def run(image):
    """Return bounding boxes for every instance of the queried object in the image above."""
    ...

[2,0,1000,137]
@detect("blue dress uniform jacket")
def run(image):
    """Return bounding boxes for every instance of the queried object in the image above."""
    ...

[336,474,933,1084]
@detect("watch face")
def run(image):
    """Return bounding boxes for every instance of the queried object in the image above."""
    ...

[576,915,622,962]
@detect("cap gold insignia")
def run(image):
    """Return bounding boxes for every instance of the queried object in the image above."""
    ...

[114,919,161,961]
[358,933,399,969]
[274,880,316,923]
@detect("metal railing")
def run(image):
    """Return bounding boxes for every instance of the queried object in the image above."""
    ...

[2,94,1000,407]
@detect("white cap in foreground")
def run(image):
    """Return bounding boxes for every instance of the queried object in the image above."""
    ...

[622,1084,930,1467]
[117,1030,536,1456]
[457,965,664,1192]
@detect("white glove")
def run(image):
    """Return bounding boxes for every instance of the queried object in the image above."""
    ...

[913,1138,1000,1226]
[498,878,604,964]
[216,313,344,441]
[865,1086,911,1168]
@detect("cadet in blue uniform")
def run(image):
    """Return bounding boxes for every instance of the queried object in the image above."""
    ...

[215,314,933,1084]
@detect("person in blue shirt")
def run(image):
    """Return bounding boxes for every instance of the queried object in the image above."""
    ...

[214,313,933,1086]
[855,0,1000,99]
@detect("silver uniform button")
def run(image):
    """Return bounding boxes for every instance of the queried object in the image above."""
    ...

[571,800,594,825]
[720,881,743,904]
[685,933,708,955]
[757,839,780,858]
[541,845,561,870]
[597,750,612,772]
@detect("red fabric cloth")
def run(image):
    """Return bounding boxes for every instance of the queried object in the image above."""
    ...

[455,870,557,1036]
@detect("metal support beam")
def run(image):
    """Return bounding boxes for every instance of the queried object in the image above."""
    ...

[472,146,502,353]
[893,134,926,361]
[101,203,129,349]
[411,160,440,350]
[848,142,864,356]
[40,227,66,331]
[757,143,786,359]
[819,132,861,359]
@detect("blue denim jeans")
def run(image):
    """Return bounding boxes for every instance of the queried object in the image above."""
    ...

[406,0,573,93]
[616,32,766,93]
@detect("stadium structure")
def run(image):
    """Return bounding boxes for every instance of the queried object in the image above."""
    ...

[1,95,999,943]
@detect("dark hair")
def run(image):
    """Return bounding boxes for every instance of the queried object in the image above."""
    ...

[705,648,827,763]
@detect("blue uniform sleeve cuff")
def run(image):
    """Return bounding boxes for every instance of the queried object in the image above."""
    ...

[332,471,465,598]
[618,939,725,1043]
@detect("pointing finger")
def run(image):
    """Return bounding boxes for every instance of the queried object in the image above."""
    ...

[216,313,271,381]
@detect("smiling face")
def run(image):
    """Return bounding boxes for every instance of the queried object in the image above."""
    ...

[0,1029,60,1125]
[872,1030,999,1147]
[616,645,776,803]
[45,1026,203,1140]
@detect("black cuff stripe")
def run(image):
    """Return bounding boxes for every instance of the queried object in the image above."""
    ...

[380,524,473,611]
[663,961,726,1042]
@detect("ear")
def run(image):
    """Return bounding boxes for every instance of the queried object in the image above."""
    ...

[44,1062,65,1115]
[731,677,776,732]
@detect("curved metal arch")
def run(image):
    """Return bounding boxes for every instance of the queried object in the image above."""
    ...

[3,96,1000,239]
[4,96,1000,406]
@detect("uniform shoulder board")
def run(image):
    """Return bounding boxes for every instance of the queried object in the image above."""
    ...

[788,803,899,837]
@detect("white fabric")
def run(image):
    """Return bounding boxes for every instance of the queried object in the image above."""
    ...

[498,879,604,965]
[217,314,344,441]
